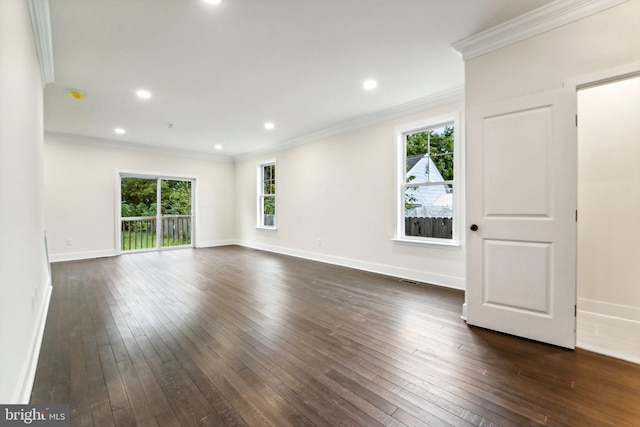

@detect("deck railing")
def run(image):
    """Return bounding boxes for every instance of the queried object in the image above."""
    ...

[121,215,192,251]
[161,215,192,248]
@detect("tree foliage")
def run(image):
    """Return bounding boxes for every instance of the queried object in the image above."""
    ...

[121,178,157,217]
[121,178,191,217]
[161,180,192,215]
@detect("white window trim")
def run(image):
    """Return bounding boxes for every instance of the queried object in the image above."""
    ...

[256,158,277,230]
[394,113,461,247]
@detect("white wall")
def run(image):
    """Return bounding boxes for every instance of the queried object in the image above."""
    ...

[466,1,640,104]
[0,0,51,403]
[44,137,235,261]
[235,102,466,290]
[577,76,640,364]
[464,1,640,360]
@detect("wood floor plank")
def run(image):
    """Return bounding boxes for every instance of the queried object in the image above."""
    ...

[30,246,640,426]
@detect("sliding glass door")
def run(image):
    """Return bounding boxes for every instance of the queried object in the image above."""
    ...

[120,176,193,252]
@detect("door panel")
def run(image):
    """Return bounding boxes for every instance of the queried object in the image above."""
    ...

[484,240,551,314]
[467,89,576,348]
[484,106,551,216]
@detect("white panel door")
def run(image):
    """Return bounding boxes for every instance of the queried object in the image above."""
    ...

[466,89,576,348]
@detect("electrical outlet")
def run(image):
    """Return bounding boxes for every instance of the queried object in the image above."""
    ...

[317,238,322,247]
[66,238,73,246]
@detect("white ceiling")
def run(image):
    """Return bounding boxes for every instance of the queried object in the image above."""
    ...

[43,0,554,159]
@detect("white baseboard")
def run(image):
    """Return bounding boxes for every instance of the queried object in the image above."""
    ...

[16,279,53,404]
[577,298,640,365]
[196,239,237,248]
[49,243,239,261]
[49,249,118,263]
[236,240,465,290]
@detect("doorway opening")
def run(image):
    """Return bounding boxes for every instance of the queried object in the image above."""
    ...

[119,175,194,252]
[576,74,640,364]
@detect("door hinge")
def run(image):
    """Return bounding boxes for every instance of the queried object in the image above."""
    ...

[575,305,577,317]
[575,210,578,222]
[575,114,578,127]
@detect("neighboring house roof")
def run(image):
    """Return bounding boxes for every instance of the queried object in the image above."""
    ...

[405,154,453,218]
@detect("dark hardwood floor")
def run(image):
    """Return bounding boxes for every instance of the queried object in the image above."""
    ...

[31,246,640,426]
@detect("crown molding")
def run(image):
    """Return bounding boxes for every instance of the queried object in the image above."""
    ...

[44,132,234,163]
[234,86,464,162]
[46,86,464,165]
[452,0,630,61]
[27,0,55,86]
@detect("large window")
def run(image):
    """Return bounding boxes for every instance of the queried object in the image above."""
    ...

[258,160,276,228]
[397,115,459,244]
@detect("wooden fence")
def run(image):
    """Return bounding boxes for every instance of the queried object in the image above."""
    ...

[405,217,452,239]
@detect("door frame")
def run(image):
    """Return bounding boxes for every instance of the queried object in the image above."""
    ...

[463,62,640,348]
[116,171,197,254]
[567,61,640,357]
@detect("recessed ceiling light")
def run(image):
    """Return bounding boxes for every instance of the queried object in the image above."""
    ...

[264,122,275,130]
[114,128,126,135]
[136,89,152,99]
[214,144,223,150]
[363,79,378,90]
[203,0,221,4]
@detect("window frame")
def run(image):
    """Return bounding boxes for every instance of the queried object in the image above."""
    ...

[257,159,277,230]
[395,113,461,246]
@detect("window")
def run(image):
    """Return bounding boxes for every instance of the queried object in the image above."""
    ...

[396,115,459,244]
[258,160,276,228]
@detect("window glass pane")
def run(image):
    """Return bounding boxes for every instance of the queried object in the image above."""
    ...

[406,132,430,185]
[429,126,454,156]
[405,125,454,184]
[121,177,157,217]
[262,196,275,227]
[263,195,275,214]
[161,180,191,215]
[263,180,274,195]
[121,177,158,251]
[404,185,453,239]
[430,153,454,181]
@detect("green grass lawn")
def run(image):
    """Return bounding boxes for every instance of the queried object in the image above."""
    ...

[121,231,191,251]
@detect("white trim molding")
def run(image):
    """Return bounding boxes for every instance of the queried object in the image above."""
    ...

[234,86,464,162]
[27,0,55,86]
[236,240,465,291]
[196,239,236,248]
[49,249,118,263]
[17,280,53,403]
[452,0,630,61]
[577,298,640,365]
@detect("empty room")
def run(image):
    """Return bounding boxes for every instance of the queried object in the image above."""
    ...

[1,0,640,425]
